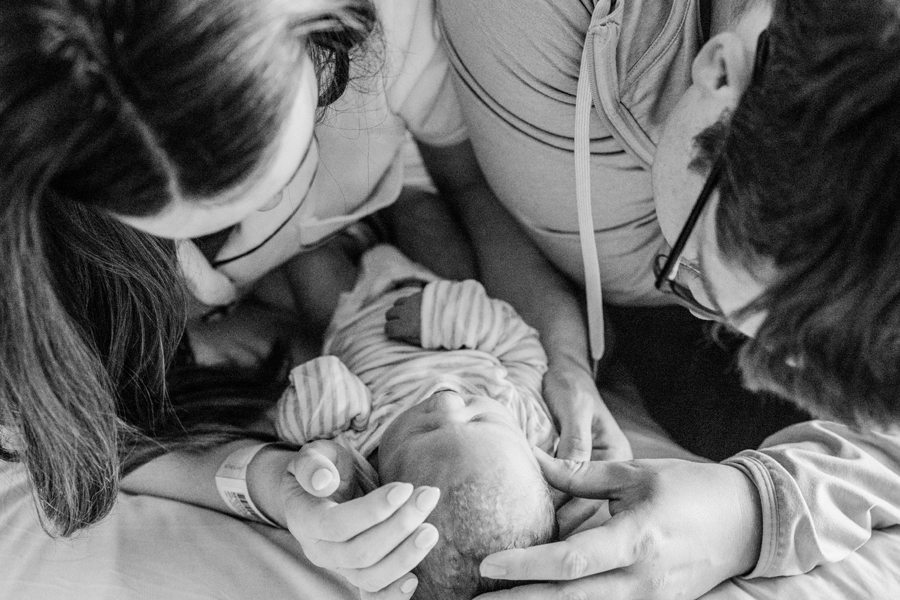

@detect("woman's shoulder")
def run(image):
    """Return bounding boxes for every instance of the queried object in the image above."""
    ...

[361,0,466,145]
[371,0,441,71]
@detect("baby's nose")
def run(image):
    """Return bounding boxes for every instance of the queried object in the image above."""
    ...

[428,389,467,412]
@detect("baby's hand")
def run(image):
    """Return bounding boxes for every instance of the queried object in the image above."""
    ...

[385,292,423,345]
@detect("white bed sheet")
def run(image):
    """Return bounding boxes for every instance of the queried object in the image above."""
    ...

[2,370,898,599]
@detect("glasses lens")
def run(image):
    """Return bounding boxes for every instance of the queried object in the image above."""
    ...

[654,255,722,319]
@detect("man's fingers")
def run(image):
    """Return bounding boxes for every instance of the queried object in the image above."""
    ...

[555,412,594,463]
[474,582,570,600]
[589,400,634,462]
[534,447,632,499]
[556,497,610,539]
[283,479,415,542]
[474,571,633,600]
[478,518,638,582]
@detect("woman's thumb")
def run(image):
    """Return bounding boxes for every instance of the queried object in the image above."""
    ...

[288,441,342,497]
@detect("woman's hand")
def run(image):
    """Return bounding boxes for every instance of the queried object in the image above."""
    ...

[279,441,440,599]
[473,449,763,600]
[544,359,632,463]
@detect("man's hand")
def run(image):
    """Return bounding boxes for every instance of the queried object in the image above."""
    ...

[473,449,763,600]
[543,360,632,463]
[385,292,424,345]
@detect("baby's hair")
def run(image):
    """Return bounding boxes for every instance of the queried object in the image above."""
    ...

[412,468,558,600]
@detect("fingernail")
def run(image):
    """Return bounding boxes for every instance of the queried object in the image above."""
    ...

[400,577,418,594]
[415,487,440,512]
[480,560,507,578]
[311,468,333,491]
[387,482,414,507]
[414,525,439,549]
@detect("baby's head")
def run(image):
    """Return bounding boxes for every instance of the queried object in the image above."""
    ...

[378,390,558,600]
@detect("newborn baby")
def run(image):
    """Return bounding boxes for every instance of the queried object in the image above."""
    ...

[377,388,557,599]
[271,244,559,598]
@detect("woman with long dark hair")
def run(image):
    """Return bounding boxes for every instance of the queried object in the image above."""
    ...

[0,1,557,596]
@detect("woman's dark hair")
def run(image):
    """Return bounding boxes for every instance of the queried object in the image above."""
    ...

[703,0,900,425]
[122,343,292,473]
[0,0,375,536]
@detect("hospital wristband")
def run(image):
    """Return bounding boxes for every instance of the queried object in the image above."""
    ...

[215,442,280,526]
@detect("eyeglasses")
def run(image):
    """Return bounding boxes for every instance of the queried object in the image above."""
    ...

[653,29,771,320]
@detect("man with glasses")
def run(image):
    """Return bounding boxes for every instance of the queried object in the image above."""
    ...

[429,0,900,599]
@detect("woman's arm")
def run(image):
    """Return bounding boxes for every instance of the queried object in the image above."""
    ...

[121,439,291,525]
[122,439,439,599]
[415,139,631,462]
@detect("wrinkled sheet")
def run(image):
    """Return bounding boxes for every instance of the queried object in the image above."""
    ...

[2,371,899,599]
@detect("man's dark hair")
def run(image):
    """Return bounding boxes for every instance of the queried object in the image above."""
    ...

[697,0,900,425]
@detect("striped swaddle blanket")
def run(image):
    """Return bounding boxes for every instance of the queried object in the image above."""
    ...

[273,245,558,457]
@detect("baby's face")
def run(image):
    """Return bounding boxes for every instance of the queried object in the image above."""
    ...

[378,390,540,489]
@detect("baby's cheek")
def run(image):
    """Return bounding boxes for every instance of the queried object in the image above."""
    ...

[374,445,409,485]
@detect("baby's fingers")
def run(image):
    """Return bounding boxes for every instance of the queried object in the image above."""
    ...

[385,295,413,321]
[384,314,420,345]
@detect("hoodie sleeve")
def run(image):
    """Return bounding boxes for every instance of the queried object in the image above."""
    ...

[723,421,900,578]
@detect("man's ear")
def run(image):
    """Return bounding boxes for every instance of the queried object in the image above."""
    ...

[691,32,753,107]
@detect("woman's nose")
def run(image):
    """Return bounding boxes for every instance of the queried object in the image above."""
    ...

[257,190,284,212]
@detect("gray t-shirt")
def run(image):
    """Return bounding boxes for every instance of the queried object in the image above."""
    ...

[436,0,705,305]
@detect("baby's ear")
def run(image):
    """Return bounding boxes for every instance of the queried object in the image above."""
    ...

[384,291,424,346]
